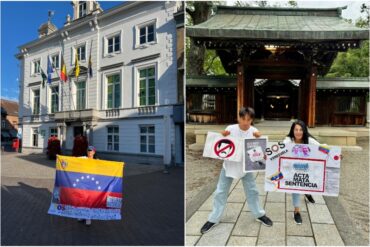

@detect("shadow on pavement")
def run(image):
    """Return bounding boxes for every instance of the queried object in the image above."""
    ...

[16,153,56,169]
[1,167,184,245]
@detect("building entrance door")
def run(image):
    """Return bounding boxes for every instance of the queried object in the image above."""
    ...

[264,95,291,120]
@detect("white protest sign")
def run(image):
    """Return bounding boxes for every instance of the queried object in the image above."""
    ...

[203,132,243,162]
[265,142,341,196]
[243,137,268,173]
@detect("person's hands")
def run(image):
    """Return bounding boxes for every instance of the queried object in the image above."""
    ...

[221,130,230,137]
[253,131,261,138]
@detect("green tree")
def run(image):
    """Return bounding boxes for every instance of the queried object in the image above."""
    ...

[326,3,369,78]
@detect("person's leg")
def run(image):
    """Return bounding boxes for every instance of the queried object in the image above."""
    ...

[85,219,91,226]
[208,168,233,223]
[292,193,302,224]
[292,193,301,212]
[241,173,265,218]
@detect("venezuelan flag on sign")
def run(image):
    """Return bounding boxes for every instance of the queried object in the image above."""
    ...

[48,155,124,220]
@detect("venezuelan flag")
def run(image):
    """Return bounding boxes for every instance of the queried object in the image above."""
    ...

[48,155,124,220]
[318,145,330,154]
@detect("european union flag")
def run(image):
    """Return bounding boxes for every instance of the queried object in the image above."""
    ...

[47,56,54,84]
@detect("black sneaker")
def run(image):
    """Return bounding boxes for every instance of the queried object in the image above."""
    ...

[294,211,302,224]
[200,221,216,234]
[305,194,315,204]
[256,215,273,227]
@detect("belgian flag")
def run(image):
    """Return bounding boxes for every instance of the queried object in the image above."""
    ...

[60,56,68,83]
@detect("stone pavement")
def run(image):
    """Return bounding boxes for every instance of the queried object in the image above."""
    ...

[186,172,344,246]
[1,153,184,245]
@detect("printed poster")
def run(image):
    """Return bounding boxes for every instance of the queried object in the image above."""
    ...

[203,132,243,162]
[243,137,268,173]
[265,142,341,196]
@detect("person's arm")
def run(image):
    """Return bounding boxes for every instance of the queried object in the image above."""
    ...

[253,131,261,138]
[221,125,232,136]
[252,127,261,138]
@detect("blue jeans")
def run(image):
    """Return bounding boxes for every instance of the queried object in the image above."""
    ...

[208,168,265,223]
[292,193,301,208]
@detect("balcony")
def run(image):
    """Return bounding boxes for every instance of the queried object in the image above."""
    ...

[54,109,99,122]
[138,105,158,115]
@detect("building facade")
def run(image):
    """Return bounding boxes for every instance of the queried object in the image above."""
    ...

[187,5,369,127]
[1,99,19,142]
[16,1,184,165]
[187,76,369,126]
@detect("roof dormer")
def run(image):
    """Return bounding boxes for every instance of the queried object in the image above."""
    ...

[71,1,102,21]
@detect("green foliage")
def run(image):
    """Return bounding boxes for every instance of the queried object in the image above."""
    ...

[327,4,369,78]
[326,41,369,78]
[203,50,228,75]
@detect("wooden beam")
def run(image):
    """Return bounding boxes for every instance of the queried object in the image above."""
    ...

[245,74,254,108]
[307,66,317,127]
[237,62,245,114]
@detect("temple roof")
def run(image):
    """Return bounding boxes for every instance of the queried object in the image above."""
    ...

[186,76,370,90]
[187,6,369,41]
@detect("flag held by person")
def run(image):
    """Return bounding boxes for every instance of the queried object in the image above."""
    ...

[48,155,125,220]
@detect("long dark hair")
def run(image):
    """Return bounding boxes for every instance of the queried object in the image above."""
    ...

[287,120,316,144]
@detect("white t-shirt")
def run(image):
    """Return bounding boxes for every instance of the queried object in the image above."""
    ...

[223,124,259,179]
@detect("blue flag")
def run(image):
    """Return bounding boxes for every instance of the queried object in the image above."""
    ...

[47,56,54,84]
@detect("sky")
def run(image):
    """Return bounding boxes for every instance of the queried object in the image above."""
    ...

[0,1,123,102]
[1,1,368,102]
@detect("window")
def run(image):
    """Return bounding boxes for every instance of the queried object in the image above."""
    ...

[51,54,59,69]
[32,128,38,147]
[140,126,155,153]
[76,45,86,61]
[32,89,40,115]
[190,94,216,111]
[50,128,58,138]
[337,96,361,113]
[79,1,87,18]
[33,59,41,74]
[76,81,86,110]
[1,120,5,128]
[139,24,155,45]
[108,35,120,54]
[107,126,119,151]
[107,74,121,109]
[50,86,59,113]
[139,67,155,106]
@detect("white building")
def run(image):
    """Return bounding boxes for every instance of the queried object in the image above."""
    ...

[16,1,184,166]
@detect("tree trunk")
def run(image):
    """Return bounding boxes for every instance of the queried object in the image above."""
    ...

[186,1,212,76]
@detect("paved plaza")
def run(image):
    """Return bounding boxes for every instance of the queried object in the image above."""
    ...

[1,153,184,245]
[186,172,344,246]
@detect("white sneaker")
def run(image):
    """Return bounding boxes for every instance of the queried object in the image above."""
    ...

[85,219,92,226]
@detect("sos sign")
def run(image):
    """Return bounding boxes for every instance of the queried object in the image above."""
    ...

[265,142,286,156]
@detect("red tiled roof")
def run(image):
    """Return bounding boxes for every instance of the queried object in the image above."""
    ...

[1,99,19,116]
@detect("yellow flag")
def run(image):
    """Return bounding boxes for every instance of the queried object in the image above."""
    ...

[74,50,80,78]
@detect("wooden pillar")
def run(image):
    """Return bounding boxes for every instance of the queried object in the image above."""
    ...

[237,62,245,114]
[307,66,317,127]
[298,78,306,122]
[245,75,255,109]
